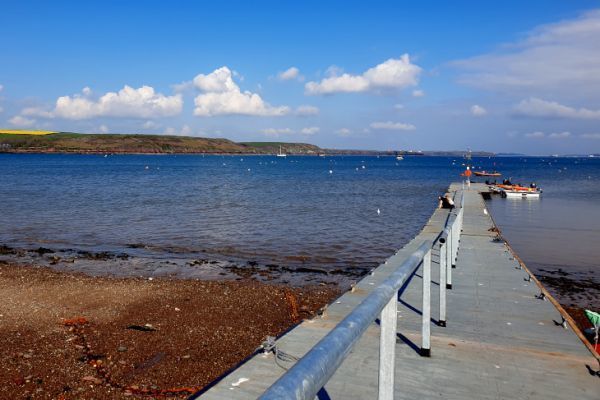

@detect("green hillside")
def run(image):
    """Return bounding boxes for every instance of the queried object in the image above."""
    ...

[0,132,323,155]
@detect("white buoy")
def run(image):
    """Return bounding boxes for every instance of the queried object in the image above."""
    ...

[377,208,381,215]
[329,170,333,174]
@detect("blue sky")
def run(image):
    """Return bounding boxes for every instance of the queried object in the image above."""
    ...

[1,1,599,154]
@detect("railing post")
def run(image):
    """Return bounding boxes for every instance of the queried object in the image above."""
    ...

[421,249,431,357]
[378,296,397,400]
[452,219,458,267]
[439,243,447,327]
[446,228,453,289]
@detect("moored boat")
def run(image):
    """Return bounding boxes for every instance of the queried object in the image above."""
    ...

[474,171,501,177]
[502,190,541,198]
[276,145,287,157]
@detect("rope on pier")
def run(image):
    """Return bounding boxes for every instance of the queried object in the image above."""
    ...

[257,336,299,371]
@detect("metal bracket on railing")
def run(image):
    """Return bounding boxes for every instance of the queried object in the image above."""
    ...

[258,241,433,400]
[536,292,546,301]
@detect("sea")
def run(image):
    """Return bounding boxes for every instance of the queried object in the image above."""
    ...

[0,154,598,305]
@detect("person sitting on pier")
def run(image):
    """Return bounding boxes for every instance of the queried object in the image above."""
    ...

[438,194,455,209]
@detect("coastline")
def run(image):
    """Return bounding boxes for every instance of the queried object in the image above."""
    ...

[0,262,339,399]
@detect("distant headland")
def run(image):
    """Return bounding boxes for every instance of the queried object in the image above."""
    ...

[0,130,494,157]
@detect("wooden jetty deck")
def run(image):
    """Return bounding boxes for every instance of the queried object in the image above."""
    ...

[197,183,599,399]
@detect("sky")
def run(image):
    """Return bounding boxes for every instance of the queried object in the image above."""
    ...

[1,1,599,154]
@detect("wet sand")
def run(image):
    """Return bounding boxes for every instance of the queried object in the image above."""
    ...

[0,262,340,399]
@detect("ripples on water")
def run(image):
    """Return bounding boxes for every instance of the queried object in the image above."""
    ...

[0,154,457,278]
[1,154,598,290]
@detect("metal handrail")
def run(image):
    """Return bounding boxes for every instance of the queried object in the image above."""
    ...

[259,191,465,400]
[259,240,432,400]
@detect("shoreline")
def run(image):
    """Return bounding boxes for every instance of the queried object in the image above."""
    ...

[0,261,340,399]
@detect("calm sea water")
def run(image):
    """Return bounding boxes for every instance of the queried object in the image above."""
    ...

[474,156,599,308]
[0,154,598,289]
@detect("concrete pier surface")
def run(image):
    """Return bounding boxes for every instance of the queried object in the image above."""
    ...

[197,183,599,399]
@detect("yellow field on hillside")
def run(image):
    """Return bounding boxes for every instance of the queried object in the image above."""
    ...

[0,130,56,135]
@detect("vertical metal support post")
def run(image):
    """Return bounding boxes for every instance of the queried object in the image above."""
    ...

[446,228,453,289]
[452,220,458,267]
[421,250,431,357]
[439,243,447,327]
[379,296,397,400]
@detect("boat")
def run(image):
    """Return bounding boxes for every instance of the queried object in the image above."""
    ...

[276,145,287,157]
[502,190,541,198]
[396,155,404,160]
[495,184,542,198]
[474,171,501,177]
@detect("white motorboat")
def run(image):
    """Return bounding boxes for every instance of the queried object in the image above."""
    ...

[502,189,541,198]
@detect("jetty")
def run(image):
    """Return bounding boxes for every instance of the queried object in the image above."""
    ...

[195,183,599,399]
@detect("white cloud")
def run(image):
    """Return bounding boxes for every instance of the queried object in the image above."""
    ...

[278,67,303,81]
[22,86,182,120]
[193,67,238,93]
[295,105,319,116]
[82,86,92,96]
[9,115,36,127]
[548,131,571,139]
[180,124,192,136]
[0,84,3,92]
[394,104,404,110]
[171,80,194,93]
[305,54,421,95]
[370,121,416,131]
[193,66,290,117]
[525,131,545,138]
[454,10,600,100]
[412,89,425,97]
[514,97,600,119]
[98,124,109,133]
[470,104,487,116]
[260,126,320,137]
[582,133,600,139]
[525,131,572,139]
[164,124,198,136]
[336,128,351,136]
[300,126,320,135]
[261,128,293,137]
[143,120,160,129]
